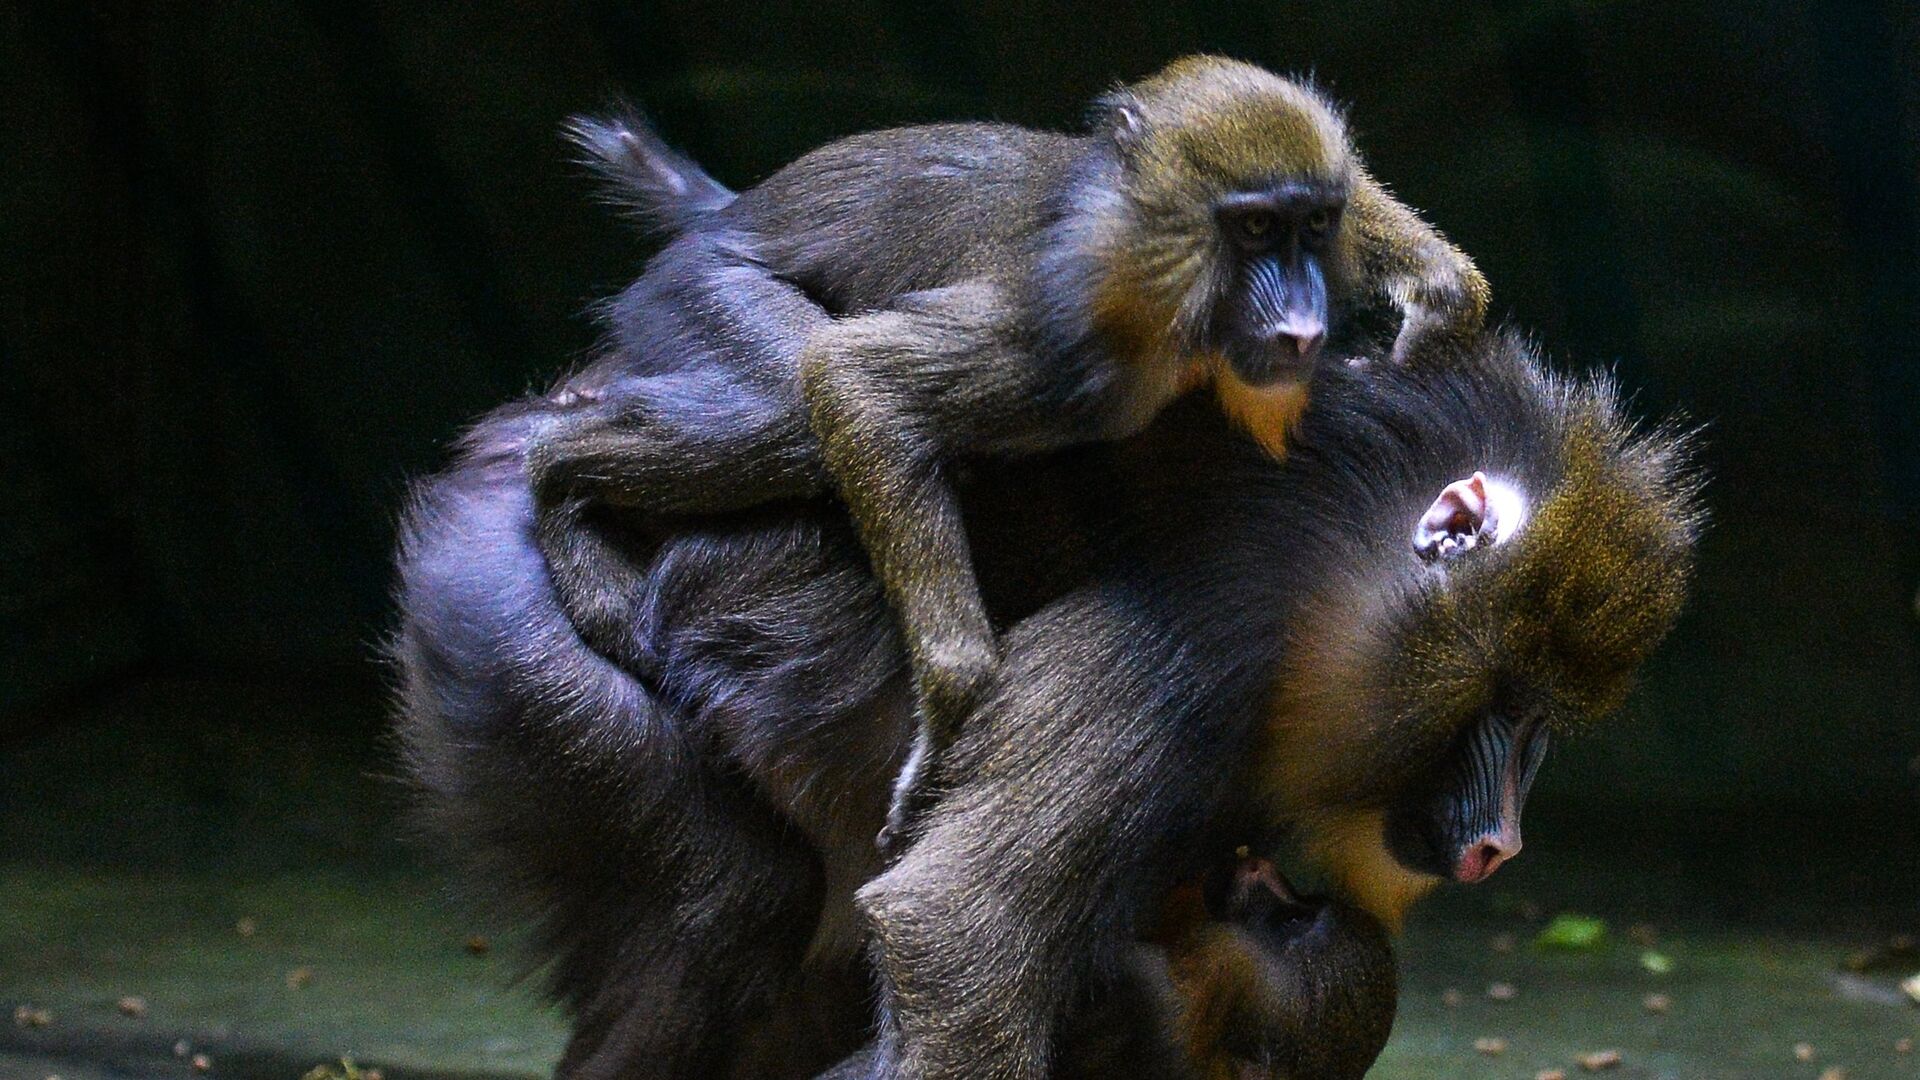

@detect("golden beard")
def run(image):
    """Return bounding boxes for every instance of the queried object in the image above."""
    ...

[1296,808,1439,933]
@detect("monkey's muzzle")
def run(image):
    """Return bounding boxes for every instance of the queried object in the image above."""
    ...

[1223,253,1329,386]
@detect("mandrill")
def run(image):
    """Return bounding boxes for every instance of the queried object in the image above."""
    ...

[394,328,1700,1079]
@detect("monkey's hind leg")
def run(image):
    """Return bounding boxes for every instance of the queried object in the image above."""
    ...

[799,282,1057,853]
[526,372,827,666]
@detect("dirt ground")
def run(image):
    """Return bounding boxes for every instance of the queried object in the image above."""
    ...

[3,680,1916,1079]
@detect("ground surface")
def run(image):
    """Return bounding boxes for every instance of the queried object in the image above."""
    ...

[5,868,1920,1080]
[3,679,1916,1079]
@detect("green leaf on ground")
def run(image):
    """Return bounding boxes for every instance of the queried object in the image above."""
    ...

[1534,913,1608,951]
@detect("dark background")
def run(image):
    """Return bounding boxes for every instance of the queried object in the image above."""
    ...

[3,1,1916,869]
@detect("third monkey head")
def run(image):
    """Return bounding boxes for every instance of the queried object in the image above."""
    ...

[1176,856,1397,1080]
[1091,56,1360,389]
[1256,333,1703,927]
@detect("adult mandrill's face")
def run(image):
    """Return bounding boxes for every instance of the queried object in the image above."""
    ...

[1243,324,1704,931]
[1382,709,1551,884]
[1272,471,1558,926]
[1387,471,1549,884]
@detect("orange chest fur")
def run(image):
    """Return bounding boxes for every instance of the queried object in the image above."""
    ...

[1092,287,1311,458]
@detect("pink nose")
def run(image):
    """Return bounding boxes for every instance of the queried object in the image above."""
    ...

[1262,316,1326,364]
[1266,320,1324,362]
[1453,834,1522,884]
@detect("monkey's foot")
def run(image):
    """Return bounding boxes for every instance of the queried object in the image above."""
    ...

[875,806,922,859]
[874,812,910,858]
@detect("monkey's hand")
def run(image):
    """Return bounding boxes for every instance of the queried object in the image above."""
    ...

[1390,298,1471,367]
[1350,171,1490,368]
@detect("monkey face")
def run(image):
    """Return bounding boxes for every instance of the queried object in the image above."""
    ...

[1270,403,1698,927]
[1381,710,1551,883]
[1173,856,1398,1080]
[1094,57,1359,389]
[1205,185,1345,387]
[1382,473,1551,882]
[1358,474,1553,888]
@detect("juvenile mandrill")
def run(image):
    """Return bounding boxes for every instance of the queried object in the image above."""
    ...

[393,330,1699,1079]
[821,855,1397,1080]
[528,55,1489,844]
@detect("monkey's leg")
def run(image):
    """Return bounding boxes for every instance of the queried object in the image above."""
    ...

[532,492,664,673]
[526,237,834,661]
[1349,171,1490,366]
[529,371,826,668]
[854,591,1240,1080]
[799,282,1067,851]
[529,367,826,517]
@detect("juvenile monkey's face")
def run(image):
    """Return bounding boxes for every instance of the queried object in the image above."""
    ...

[1098,58,1358,391]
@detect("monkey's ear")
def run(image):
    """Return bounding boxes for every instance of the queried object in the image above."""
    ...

[1413,472,1526,562]
[1093,89,1147,153]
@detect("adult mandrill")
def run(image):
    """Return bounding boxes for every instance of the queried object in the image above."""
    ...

[393,331,1700,1079]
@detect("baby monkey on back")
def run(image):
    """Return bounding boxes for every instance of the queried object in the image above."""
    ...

[528,56,1488,846]
[820,852,1397,1080]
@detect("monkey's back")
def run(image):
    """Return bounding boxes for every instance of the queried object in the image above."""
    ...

[720,123,1085,310]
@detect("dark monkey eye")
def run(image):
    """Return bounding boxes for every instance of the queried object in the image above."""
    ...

[1238,211,1275,240]
[1305,207,1335,237]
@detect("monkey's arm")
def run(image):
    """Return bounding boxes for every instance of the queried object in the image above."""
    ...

[799,281,1071,844]
[1349,170,1490,366]
[856,588,1244,1080]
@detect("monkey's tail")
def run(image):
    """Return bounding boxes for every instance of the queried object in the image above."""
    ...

[566,106,736,237]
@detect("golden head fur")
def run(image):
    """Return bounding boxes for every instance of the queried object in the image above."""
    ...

[1255,334,1704,926]
[1086,57,1361,382]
